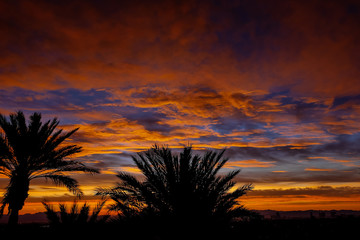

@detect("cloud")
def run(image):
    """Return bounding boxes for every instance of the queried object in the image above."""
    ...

[243,185,360,210]
[248,186,360,198]
[1,0,360,96]
[331,94,360,109]
[312,133,360,156]
[1,86,359,164]
[225,159,275,168]
[305,168,335,172]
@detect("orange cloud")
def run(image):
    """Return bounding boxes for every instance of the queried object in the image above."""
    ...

[305,168,335,172]
[119,166,142,174]
[225,159,275,168]
[243,186,360,211]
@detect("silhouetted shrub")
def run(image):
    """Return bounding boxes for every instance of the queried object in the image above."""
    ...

[42,200,109,225]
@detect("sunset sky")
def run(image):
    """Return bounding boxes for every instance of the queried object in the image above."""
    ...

[1,0,360,214]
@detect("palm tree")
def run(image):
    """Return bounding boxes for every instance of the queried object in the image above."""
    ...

[0,111,99,225]
[42,200,109,225]
[97,145,253,231]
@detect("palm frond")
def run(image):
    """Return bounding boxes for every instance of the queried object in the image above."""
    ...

[77,202,90,224]
[43,174,83,197]
[89,200,107,223]
[43,200,110,225]
[42,201,60,224]
[101,145,254,225]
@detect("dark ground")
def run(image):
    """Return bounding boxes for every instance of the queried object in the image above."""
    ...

[1,217,359,240]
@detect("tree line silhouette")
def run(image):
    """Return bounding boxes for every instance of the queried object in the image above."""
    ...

[0,111,254,231]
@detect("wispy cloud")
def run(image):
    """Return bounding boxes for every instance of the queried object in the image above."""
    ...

[225,159,276,168]
[305,168,335,172]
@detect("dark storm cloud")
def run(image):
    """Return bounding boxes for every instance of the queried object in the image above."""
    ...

[226,146,308,163]
[312,133,360,156]
[332,94,360,109]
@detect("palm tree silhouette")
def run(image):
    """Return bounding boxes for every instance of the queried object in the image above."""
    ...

[97,145,253,232]
[0,111,99,225]
[42,200,109,225]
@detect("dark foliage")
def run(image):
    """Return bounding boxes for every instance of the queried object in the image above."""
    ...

[42,200,109,225]
[1,217,360,240]
[0,111,99,224]
[97,145,254,235]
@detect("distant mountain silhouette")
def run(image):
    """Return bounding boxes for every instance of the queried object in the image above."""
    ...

[254,210,360,219]
[2,210,359,224]
[0,212,47,224]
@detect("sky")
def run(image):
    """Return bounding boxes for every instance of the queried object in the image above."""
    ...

[1,0,360,213]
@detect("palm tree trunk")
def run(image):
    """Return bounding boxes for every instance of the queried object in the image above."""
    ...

[8,208,19,225]
[6,177,30,225]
